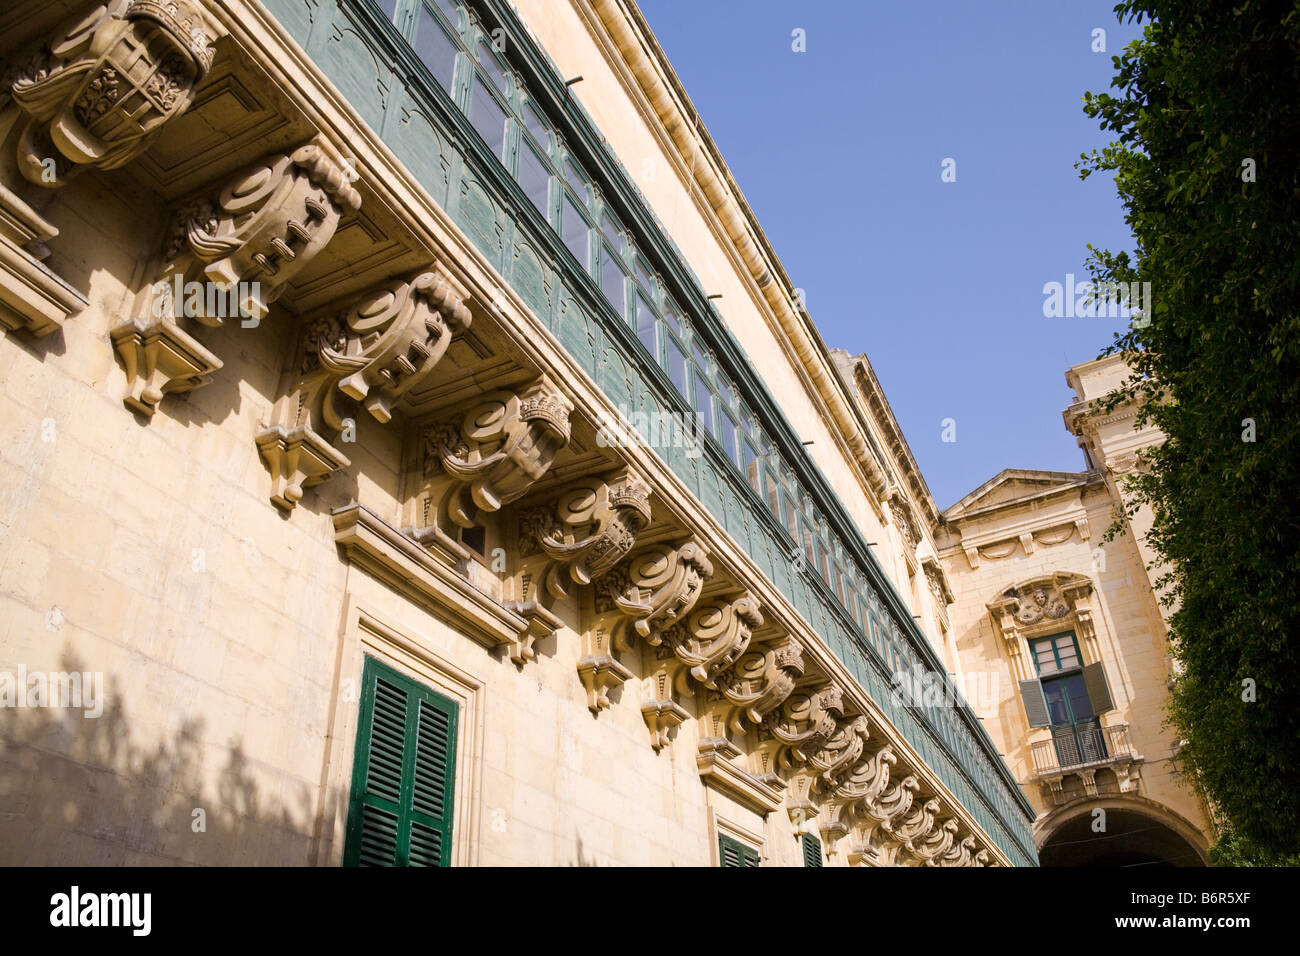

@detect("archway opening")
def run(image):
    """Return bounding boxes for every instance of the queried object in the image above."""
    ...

[1039,807,1206,867]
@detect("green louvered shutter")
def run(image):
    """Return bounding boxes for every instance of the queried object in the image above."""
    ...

[719,834,760,867]
[802,832,823,867]
[1082,662,1115,714]
[1019,678,1051,728]
[344,657,458,867]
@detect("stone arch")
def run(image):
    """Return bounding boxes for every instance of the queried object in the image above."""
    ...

[1034,794,1209,867]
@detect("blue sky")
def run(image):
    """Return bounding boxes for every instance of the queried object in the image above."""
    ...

[637,0,1143,509]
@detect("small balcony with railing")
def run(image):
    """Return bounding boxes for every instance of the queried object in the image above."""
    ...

[1029,723,1144,806]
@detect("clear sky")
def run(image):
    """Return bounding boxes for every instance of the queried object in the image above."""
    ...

[636,0,1143,510]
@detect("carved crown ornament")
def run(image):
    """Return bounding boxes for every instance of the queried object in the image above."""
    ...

[987,571,1098,665]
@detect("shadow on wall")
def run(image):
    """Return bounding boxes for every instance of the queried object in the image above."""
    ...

[0,650,335,865]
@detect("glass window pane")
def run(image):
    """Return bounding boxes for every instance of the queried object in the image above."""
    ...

[601,211,622,249]
[783,495,799,540]
[517,140,549,217]
[765,467,781,515]
[601,245,626,316]
[692,339,709,368]
[523,103,548,150]
[470,77,507,158]
[666,338,688,398]
[695,374,715,436]
[415,7,457,93]
[743,441,759,493]
[635,293,657,356]
[634,258,654,292]
[478,40,508,94]
[433,0,458,26]
[664,302,682,333]
[372,0,398,22]
[720,410,738,463]
[565,161,587,201]
[562,195,588,268]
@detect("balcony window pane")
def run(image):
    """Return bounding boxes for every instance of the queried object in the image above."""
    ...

[523,104,549,151]
[720,410,738,463]
[765,468,781,515]
[601,245,626,316]
[470,77,507,158]
[433,0,458,26]
[635,293,657,356]
[562,195,589,268]
[634,258,654,292]
[743,441,760,493]
[565,161,588,201]
[695,374,715,436]
[664,302,682,333]
[518,140,549,217]
[666,338,688,398]
[478,40,508,94]
[371,0,398,22]
[415,7,457,92]
[601,211,622,249]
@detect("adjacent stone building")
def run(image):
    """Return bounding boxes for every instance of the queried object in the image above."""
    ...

[3,0,1188,868]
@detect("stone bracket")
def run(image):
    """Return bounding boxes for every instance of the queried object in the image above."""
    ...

[111,317,222,415]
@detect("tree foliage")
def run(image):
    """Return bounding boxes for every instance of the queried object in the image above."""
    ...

[1079,0,1300,861]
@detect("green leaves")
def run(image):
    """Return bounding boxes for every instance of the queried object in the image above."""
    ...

[1083,0,1300,860]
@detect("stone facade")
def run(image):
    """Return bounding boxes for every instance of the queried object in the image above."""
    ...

[935,356,1214,866]
[0,0,1035,866]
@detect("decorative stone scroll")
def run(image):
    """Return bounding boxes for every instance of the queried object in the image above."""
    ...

[257,271,469,510]
[2,0,216,188]
[155,143,362,326]
[651,594,762,693]
[806,714,870,791]
[714,639,804,733]
[933,833,977,868]
[761,685,844,770]
[424,376,573,528]
[903,816,959,866]
[577,538,712,715]
[518,470,652,601]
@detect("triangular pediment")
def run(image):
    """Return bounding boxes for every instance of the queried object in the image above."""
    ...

[942,469,1094,520]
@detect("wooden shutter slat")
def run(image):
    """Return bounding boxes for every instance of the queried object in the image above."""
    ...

[1082,661,1114,713]
[1019,678,1051,727]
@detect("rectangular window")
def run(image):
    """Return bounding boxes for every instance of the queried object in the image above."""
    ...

[372,0,398,22]
[469,77,507,159]
[1032,633,1082,676]
[635,293,657,357]
[344,657,457,867]
[663,302,682,333]
[562,194,589,268]
[720,409,739,464]
[695,373,715,436]
[742,440,760,493]
[414,5,457,93]
[666,337,688,398]
[601,245,626,317]
[601,211,622,249]
[523,103,548,150]
[477,40,508,94]
[517,139,549,217]
[634,258,654,292]
[565,160,588,201]
[718,833,760,867]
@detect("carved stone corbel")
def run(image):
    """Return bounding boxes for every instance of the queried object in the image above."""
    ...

[761,685,845,770]
[1,0,217,189]
[518,470,652,601]
[258,271,469,510]
[653,593,762,694]
[890,796,941,854]
[903,816,959,866]
[855,773,920,864]
[110,316,221,415]
[424,376,573,529]
[502,599,563,668]
[806,713,870,791]
[933,833,977,868]
[834,744,897,810]
[153,142,361,326]
[641,668,690,751]
[714,638,803,733]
